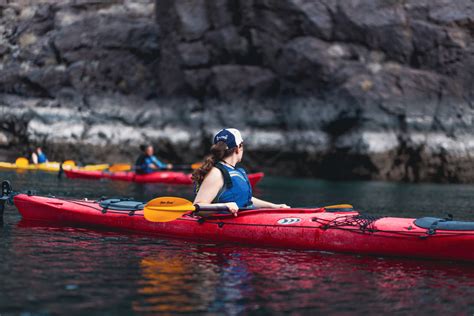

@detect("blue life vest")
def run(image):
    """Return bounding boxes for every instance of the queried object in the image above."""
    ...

[37,152,47,163]
[213,162,253,208]
[135,155,166,174]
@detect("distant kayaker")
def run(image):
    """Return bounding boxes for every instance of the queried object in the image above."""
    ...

[134,144,172,174]
[192,128,289,216]
[31,147,48,164]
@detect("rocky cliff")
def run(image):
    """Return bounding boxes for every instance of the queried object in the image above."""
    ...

[1,0,473,182]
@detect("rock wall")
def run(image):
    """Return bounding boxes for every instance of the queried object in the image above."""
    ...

[1,0,474,181]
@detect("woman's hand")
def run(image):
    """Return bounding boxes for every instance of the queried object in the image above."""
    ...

[273,203,290,209]
[225,202,239,216]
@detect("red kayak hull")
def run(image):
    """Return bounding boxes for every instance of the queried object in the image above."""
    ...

[13,194,474,262]
[64,169,264,187]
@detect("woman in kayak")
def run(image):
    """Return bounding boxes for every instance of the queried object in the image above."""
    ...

[31,147,48,164]
[192,128,289,216]
[134,144,172,174]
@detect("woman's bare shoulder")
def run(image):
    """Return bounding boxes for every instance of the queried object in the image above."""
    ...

[205,166,222,180]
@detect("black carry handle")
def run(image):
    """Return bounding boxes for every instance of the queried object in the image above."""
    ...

[170,164,194,171]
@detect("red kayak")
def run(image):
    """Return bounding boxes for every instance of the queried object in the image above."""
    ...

[13,194,474,262]
[64,169,264,187]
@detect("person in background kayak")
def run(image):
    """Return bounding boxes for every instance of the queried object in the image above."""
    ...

[134,144,172,174]
[31,147,48,164]
[192,128,289,216]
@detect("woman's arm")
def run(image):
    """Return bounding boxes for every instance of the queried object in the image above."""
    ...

[193,168,239,215]
[251,197,290,209]
[150,156,167,169]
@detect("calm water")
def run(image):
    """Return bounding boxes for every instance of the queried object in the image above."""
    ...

[1,170,474,315]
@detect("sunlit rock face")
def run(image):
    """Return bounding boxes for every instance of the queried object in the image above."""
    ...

[1,0,473,182]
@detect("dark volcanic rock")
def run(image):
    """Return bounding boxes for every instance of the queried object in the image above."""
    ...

[1,0,474,183]
[0,1,159,99]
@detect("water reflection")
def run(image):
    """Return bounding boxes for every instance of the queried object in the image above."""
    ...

[133,253,218,313]
[2,221,474,315]
[132,243,474,315]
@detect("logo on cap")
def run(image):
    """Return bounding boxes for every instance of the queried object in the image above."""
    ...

[213,128,243,149]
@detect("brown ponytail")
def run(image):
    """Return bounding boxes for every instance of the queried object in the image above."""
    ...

[192,141,236,185]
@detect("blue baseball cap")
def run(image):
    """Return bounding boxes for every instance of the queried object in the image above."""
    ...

[213,128,244,149]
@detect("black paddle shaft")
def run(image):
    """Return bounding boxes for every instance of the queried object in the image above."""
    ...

[171,165,190,171]
[193,205,255,218]
[194,204,230,212]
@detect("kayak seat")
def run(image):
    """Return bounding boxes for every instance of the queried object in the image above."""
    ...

[99,198,145,211]
[414,217,474,231]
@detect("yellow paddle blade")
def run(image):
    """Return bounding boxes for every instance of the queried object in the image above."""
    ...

[146,197,195,211]
[109,163,132,172]
[81,164,110,171]
[144,197,196,222]
[15,157,29,167]
[63,160,76,167]
[191,162,203,169]
[324,204,354,209]
[323,204,354,212]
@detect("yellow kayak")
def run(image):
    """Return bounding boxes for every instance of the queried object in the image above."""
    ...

[0,158,110,172]
[0,162,35,170]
